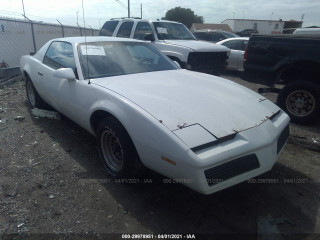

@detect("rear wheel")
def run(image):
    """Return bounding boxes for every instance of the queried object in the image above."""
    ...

[25,76,48,109]
[97,117,144,178]
[277,81,320,124]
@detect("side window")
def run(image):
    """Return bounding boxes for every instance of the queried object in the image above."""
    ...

[211,33,221,42]
[195,32,211,41]
[100,21,119,36]
[43,41,76,71]
[222,40,241,50]
[193,32,203,40]
[216,33,225,41]
[133,22,153,40]
[116,22,134,38]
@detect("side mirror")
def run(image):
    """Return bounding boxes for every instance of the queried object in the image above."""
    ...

[53,68,76,80]
[173,61,181,69]
[144,33,155,42]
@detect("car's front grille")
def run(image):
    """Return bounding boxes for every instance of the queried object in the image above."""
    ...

[204,154,260,186]
[187,52,228,71]
[277,125,289,154]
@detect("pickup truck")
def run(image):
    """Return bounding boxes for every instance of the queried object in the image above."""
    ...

[99,18,230,74]
[244,34,320,124]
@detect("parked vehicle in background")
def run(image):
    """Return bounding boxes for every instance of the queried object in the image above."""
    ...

[193,29,238,43]
[216,37,249,71]
[244,34,320,124]
[20,37,290,195]
[99,18,230,74]
[293,28,320,35]
[237,29,259,37]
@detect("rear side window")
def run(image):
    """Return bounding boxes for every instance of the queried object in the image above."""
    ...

[117,22,134,38]
[100,21,119,36]
[194,32,211,41]
[133,22,153,40]
[211,33,223,42]
[43,41,76,71]
[222,40,242,50]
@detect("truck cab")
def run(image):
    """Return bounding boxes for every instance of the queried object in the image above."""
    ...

[99,18,230,74]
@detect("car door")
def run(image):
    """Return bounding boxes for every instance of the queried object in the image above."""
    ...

[221,40,243,71]
[41,41,78,110]
[41,41,93,126]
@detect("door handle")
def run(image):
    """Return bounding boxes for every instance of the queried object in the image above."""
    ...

[38,72,43,76]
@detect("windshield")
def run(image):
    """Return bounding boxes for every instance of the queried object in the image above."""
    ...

[78,41,178,79]
[153,22,196,40]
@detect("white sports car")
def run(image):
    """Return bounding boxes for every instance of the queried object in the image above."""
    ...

[20,37,290,195]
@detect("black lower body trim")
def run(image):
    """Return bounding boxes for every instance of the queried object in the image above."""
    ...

[204,154,260,186]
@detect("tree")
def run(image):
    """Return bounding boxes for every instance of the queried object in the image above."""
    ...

[162,7,204,29]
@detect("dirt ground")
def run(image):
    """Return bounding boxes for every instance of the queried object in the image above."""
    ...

[0,73,319,240]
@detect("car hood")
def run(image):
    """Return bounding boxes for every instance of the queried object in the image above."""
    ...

[163,40,229,52]
[91,70,280,138]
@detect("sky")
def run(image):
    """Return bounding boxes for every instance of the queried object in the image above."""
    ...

[0,0,319,29]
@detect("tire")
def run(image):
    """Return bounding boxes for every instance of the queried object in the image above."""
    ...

[97,117,144,178]
[25,76,48,109]
[277,81,320,124]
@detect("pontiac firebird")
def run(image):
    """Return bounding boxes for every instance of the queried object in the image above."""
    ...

[20,37,290,194]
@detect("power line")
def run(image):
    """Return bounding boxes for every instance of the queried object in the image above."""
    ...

[114,0,127,10]
[0,9,57,22]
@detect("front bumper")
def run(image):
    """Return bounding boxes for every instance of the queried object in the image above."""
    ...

[187,52,228,72]
[171,110,290,194]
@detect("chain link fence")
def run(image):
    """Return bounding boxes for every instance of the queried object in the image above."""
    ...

[0,17,100,68]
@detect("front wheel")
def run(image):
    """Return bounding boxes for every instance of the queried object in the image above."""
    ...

[277,81,320,124]
[97,117,144,178]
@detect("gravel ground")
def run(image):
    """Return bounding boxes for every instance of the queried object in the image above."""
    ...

[0,74,319,240]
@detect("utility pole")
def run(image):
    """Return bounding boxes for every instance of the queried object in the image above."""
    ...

[22,0,26,20]
[140,3,142,18]
[128,0,130,18]
[76,11,79,25]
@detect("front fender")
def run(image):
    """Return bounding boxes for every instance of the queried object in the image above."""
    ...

[88,86,190,172]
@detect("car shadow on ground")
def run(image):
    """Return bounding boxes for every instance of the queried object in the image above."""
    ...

[27,104,319,239]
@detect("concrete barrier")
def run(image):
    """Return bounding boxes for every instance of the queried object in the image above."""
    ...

[0,75,23,89]
[0,67,20,78]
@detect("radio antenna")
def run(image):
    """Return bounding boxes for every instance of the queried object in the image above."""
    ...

[82,0,90,84]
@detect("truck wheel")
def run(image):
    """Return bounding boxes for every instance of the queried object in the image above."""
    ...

[97,117,144,178]
[25,77,48,109]
[277,81,320,124]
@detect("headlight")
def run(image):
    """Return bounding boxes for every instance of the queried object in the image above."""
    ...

[173,124,217,150]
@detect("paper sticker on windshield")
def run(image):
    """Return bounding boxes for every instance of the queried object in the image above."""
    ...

[80,45,105,56]
[157,27,168,34]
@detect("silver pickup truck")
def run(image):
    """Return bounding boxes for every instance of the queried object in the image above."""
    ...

[99,18,230,74]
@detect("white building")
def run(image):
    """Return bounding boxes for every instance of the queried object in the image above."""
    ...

[221,19,285,34]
